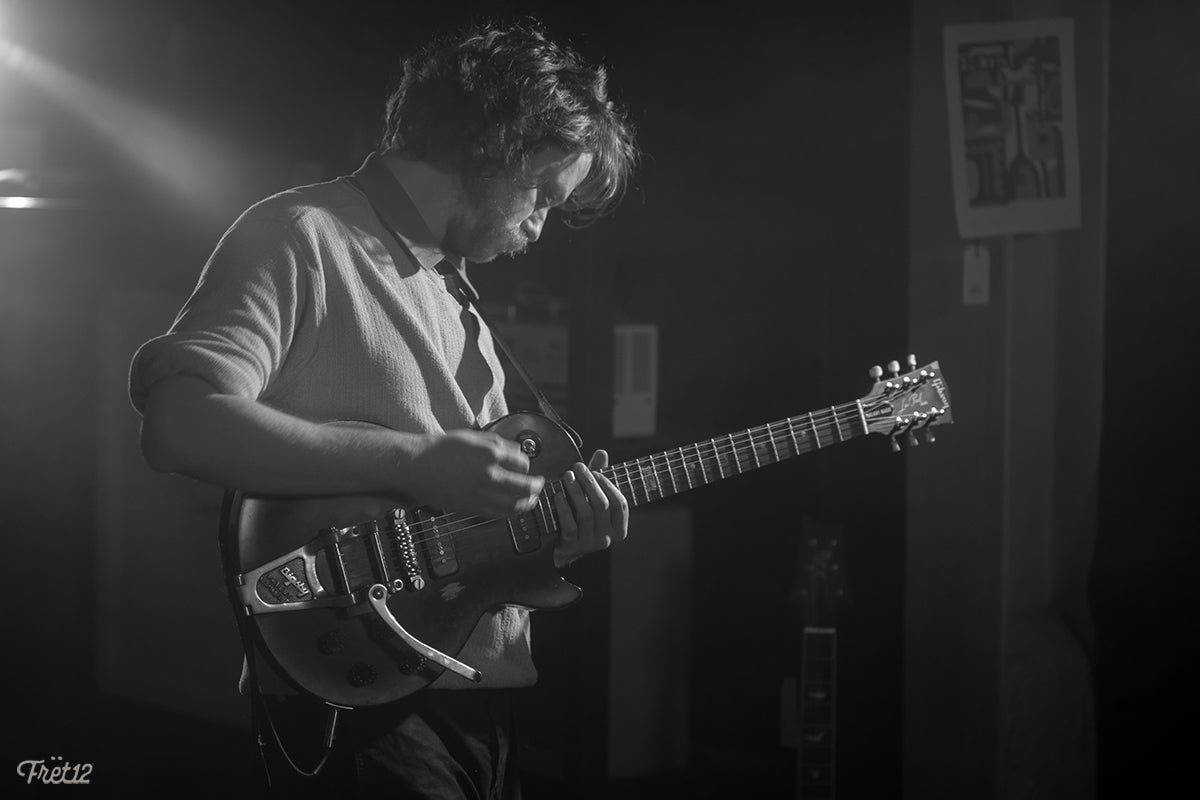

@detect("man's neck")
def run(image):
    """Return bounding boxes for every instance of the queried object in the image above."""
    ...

[379,154,456,249]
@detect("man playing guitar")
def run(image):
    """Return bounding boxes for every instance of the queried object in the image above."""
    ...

[130,19,638,797]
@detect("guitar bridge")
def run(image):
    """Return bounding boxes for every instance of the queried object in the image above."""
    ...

[388,508,427,591]
[235,504,444,616]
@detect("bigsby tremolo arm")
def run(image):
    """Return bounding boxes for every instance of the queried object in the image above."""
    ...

[366,584,482,683]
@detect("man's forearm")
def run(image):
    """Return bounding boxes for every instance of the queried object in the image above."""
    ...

[140,375,415,496]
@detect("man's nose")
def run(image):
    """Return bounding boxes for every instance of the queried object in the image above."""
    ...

[522,208,547,242]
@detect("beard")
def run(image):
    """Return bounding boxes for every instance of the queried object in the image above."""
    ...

[443,209,527,263]
[443,177,529,263]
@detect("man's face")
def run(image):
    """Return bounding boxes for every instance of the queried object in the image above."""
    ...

[444,147,594,263]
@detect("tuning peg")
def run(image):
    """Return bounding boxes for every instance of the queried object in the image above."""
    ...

[907,354,917,370]
[887,360,901,376]
[925,428,937,444]
[890,435,901,453]
[869,365,883,380]
[907,430,920,447]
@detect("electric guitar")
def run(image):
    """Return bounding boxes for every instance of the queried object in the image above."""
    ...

[220,356,952,707]
[796,533,843,799]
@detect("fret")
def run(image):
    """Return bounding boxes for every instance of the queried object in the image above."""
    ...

[710,438,725,479]
[624,462,640,507]
[693,442,709,484]
[801,686,835,707]
[612,464,631,507]
[657,450,679,496]
[678,447,693,490]
[831,406,844,442]
[606,466,621,505]
[808,412,822,448]
[728,433,742,473]
[633,461,649,506]
[766,422,781,463]
[788,417,801,455]
[801,727,833,745]
[638,456,660,499]
[855,399,869,435]
[644,454,657,500]
[747,428,762,468]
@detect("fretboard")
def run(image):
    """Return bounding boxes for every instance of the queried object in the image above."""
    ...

[798,627,837,798]
[602,401,867,507]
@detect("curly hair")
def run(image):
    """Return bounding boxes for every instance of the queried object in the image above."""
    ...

[381,20,637,226]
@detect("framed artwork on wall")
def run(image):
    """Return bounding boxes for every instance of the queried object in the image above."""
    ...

[944,18,1081,237]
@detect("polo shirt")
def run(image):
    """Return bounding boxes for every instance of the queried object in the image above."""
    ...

[130,152,537,692]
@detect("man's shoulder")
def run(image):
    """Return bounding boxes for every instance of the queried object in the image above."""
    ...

[232,176,366,241]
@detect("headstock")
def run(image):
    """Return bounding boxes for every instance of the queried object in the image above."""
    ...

[859,355,954,451]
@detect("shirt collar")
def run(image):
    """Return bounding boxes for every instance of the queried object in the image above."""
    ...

[349,152,481,303]
[349,152,460,273]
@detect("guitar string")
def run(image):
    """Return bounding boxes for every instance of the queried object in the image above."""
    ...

[353,384,931,544]
[334,410,862,582]
[413,407,859,528]
[386,405,873,553]
[402,407,872,552]
[333,403,931,582]
[331,392,941,585]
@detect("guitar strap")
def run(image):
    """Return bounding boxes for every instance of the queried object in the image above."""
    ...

[434,260,584,449]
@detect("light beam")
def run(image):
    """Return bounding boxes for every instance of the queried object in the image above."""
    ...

[1,35,246,219]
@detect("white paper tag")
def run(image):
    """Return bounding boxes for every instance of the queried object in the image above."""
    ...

[963,243,990,306]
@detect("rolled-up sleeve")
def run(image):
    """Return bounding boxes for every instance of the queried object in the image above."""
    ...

[129,213,311,413]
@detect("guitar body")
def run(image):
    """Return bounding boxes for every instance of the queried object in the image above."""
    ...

[219,412,584,708]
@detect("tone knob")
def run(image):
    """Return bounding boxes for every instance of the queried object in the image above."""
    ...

[397,653,428,675]
[346,662,378,687]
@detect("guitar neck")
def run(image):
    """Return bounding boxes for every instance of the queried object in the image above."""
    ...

[798,626,837,797]
[598,400,868,508]
[528,359,950,534]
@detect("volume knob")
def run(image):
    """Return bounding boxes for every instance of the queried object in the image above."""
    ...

[517,431,542,458]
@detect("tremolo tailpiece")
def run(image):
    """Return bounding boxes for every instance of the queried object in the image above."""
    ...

[235,508,482,684]
[366,584,482,683]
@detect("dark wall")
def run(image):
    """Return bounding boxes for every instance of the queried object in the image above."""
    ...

[2,1,911,794]
[1093,2,1200,796]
